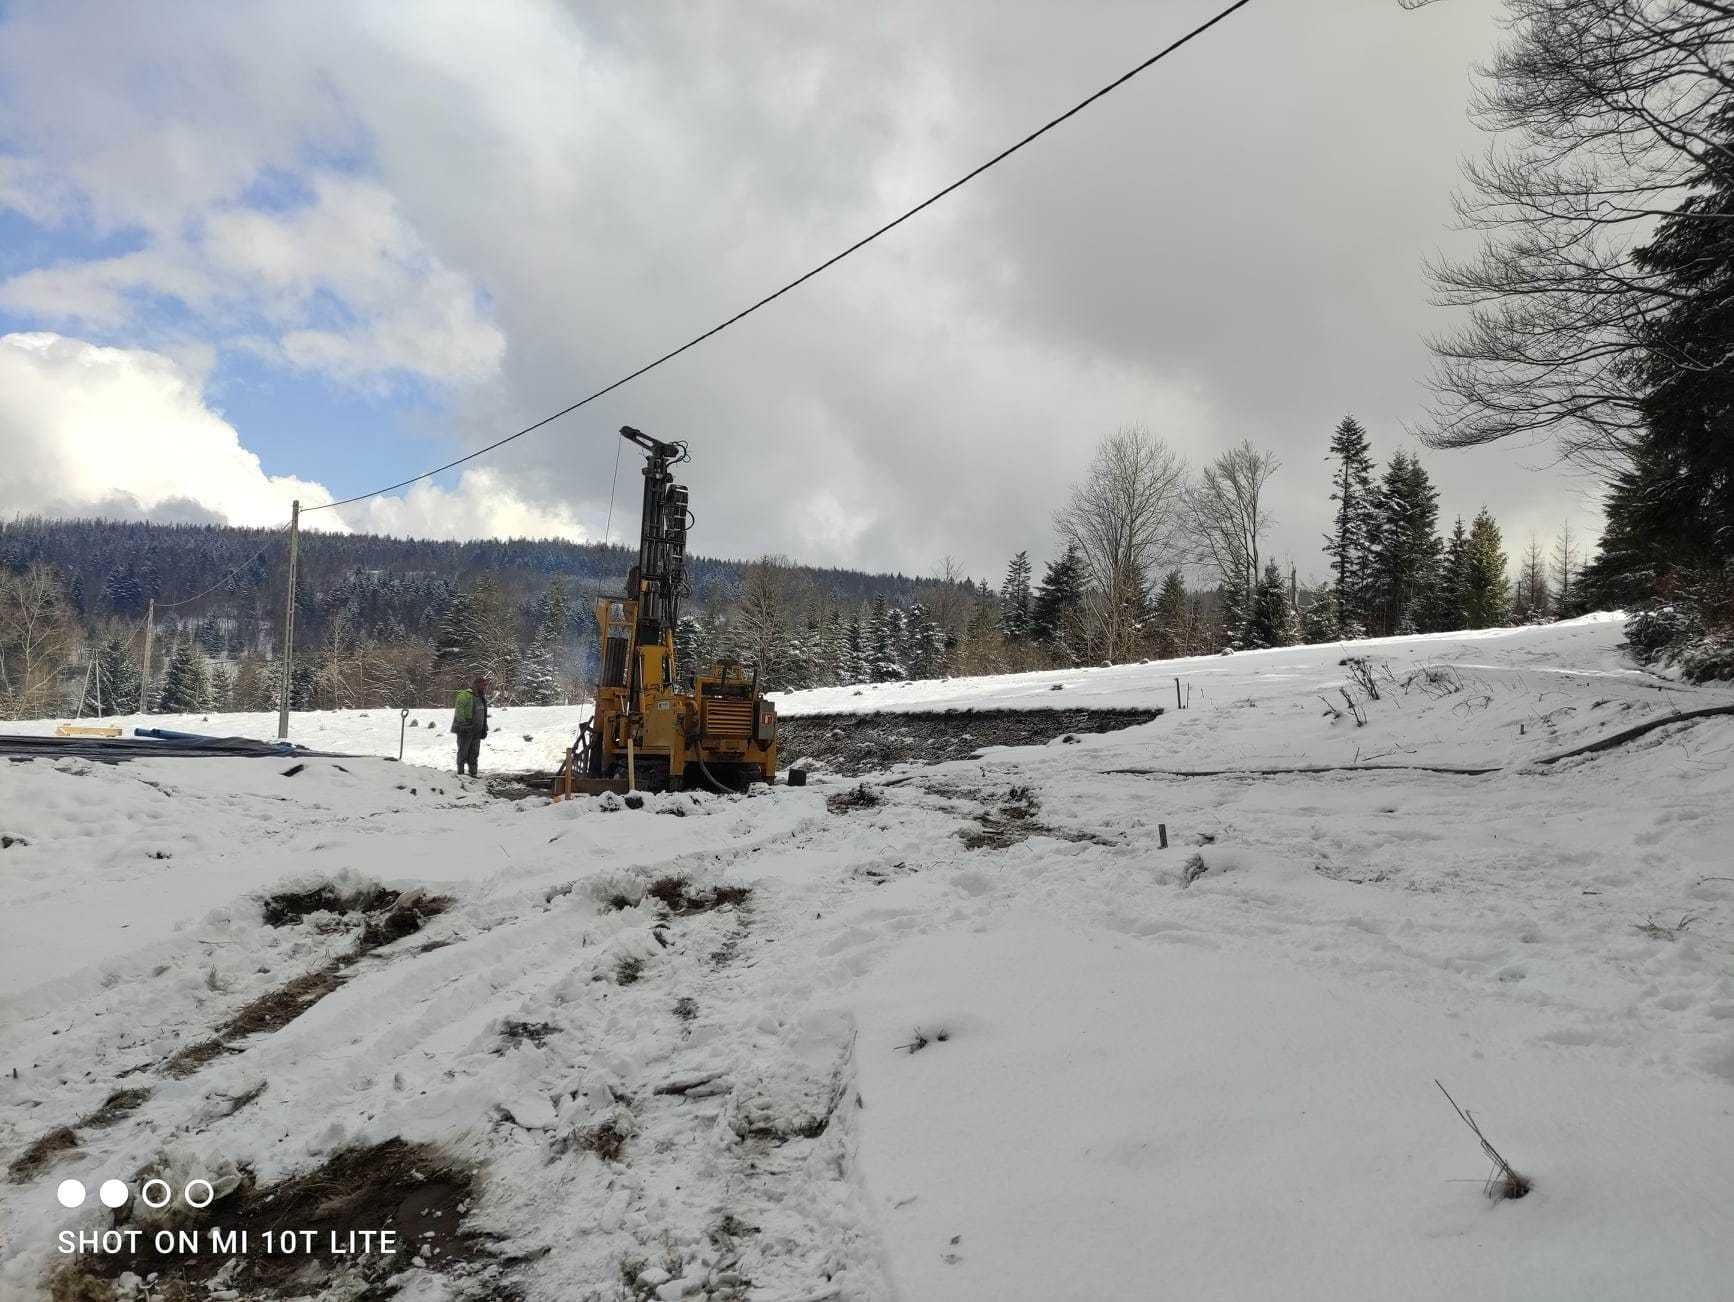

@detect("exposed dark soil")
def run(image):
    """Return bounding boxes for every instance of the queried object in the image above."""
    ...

[825,783,883,814]
[82,1087,151,1128]
[163,1037,240,1079]
[497,1019,560,1049]
[221,963,347,1037]
[261,883,437,928]
[958,784,1109,850]
[48,1138,495,1300]
[164,888,451,1078]
[781,706,1162,777]
[10,1087,163,1181]
[646,874,753,915]
[6,1126,77,1182]
[572,1118,629,1163]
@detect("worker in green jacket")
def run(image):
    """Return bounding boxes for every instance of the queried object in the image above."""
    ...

[451,676,490,777]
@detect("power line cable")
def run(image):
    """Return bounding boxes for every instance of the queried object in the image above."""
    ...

[301,0,1255,515]
[154,525,289,608]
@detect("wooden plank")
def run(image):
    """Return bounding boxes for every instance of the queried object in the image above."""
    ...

[56,724,124,738]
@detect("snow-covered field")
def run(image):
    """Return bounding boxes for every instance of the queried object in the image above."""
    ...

[4,615,1734,1301]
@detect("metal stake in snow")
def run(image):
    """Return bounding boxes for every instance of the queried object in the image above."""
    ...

[278,500,300,740]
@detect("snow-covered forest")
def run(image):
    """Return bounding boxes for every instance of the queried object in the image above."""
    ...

[2,414,1603,720]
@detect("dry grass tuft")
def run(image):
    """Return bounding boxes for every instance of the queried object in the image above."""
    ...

[1436,1079,1532,1201]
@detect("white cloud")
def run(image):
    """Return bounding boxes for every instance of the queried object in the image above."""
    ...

[0,332,586,542]
[0,175,504,390]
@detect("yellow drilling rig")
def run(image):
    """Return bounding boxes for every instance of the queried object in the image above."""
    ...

[563,426,779,794]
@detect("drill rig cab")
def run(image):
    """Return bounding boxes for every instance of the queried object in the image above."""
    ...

[571,426,779,793]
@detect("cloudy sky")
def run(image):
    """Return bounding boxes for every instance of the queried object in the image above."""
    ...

[0,0,1601,581]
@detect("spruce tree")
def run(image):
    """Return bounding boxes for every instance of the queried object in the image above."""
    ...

[230,655,273,712]
[86,635,142,715]
[1152,570,1188,658]
[999,552,1034,642]
[1323,414,1378,635]
[1616,112,1734,594]
[156,642,210,713]
[1244,560,1293,649]
[869,600,907,681]
[434,588,479,681]
[1301,587,1340,644]
[1030,546,1085,653]
[1461,509,1512,628]
[1367,452,1441,636]
[842,615,866,684]
[674,615,704,687]
[515,628,561,704]
[1428,517,1471,633]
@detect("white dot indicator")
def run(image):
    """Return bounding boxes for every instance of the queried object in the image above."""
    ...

[99,1179,129,1208]
[184,1179,214,1209]
[56,1179,86,1208]
[140,1179,172,1209]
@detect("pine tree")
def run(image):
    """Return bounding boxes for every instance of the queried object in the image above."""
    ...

[156,641,210,713]
[999,551,1034,642]
[1367,452,1441,636]
[1614,113,1734,601]
[1244,560,1293,649]
[434,588,479,681]
[209,661,234,711]
[230,654,273,711]
[1462,509,1512,629]
[674,615,705,687]
[869,598,907,681]
[842,614,867,685]
[1030,546,1085,652]
[1428,517,1471,633]
[1301,587,1340,643]
[85,635,142,715]
[816,609,844,687]
[515,628,561,704]
[1152,570,1188,658]
[1323,414,1378,634]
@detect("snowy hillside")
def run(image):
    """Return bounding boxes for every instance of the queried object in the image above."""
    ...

[4,617,1734,1301]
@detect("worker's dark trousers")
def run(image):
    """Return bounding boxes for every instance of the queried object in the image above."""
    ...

[456,733,482,776]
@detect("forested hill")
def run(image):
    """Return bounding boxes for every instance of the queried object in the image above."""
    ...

[0,515,959,647]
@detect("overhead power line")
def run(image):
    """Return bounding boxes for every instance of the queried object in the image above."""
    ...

[302,0,1255,516]
[155,524,289,608]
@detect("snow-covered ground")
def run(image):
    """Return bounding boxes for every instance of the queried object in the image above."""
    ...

[4,616,1733,1301]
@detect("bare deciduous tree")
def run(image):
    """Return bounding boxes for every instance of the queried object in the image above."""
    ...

[0,564,79,719]
[734,555,795,678]
[1185,441,1281,621]
[1054,426,1189,664]
[1406,0,1734,467]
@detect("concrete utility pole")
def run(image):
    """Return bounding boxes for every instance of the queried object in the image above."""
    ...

[140,598,155,715]
[278,501,300,740]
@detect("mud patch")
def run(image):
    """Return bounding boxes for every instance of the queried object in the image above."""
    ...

[825,783,884,814]
[781,706,1162,777]
[646,874,753,915]
[47,1138,496,1300]
[958,785,1106,851]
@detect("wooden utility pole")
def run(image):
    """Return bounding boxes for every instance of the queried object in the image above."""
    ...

[278,501,300,740]
[140,598,155,715]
